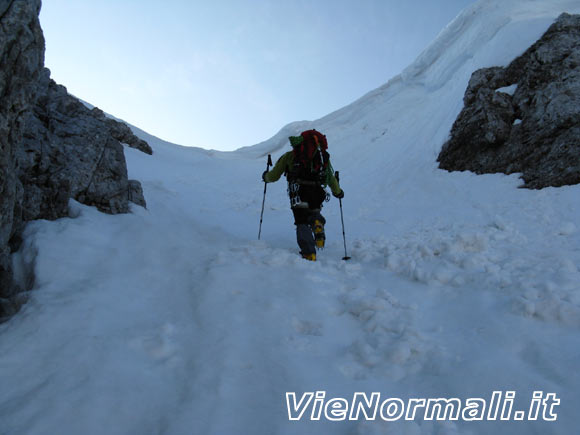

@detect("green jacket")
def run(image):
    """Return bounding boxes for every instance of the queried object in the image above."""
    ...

[264,151,342,196]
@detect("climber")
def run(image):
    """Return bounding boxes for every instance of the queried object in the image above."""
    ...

[262,129,344,261]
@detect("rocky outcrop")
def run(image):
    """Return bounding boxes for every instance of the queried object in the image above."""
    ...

[1,0,151,319]
[438,13,580,189]
[18,70,149,219]
[1,0,45,316]
[97,109,153,156]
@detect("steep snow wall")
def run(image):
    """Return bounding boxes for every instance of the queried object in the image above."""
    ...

[238,0,580,184]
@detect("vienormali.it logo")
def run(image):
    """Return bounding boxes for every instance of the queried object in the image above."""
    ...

[286,391,560,422]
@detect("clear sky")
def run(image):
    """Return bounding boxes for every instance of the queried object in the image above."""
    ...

[39,0,477,151]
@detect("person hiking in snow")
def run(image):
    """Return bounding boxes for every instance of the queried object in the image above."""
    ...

[262,129,344,261]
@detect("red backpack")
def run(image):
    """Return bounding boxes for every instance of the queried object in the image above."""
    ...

[291,129,329,182]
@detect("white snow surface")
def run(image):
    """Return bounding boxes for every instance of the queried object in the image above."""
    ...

[2,1,580,434]
[496,84,518,96]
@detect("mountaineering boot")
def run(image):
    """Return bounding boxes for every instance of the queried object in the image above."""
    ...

[313,219,325,249]
[301,252,316,261]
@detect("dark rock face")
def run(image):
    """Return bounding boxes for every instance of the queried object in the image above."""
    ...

[95,108,153,156]
[18,70,149,218]
[438,13,580,189]
[1,0,151,319]
[0,0,45,315]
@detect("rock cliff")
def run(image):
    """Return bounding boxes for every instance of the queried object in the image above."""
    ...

[438,13,580,189]
[0,0,151,318]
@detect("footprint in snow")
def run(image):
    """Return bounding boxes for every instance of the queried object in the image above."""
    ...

[291,317,323,336]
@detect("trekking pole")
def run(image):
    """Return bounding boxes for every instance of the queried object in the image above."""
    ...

[258,154,273,240]
[335,171,351,261]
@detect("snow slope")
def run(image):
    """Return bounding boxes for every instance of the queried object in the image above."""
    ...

[2,1,580,434]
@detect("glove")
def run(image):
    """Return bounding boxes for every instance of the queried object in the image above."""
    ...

[333,189,344,199]
[262,170,269,182]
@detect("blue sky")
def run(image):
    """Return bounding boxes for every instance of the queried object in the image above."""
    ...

[40,0,476,151]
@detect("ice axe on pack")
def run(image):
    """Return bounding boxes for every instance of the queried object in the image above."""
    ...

[258,154,273,240]
[335,171,351,261]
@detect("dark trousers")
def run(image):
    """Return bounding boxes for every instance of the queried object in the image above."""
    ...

[291,185,326,255]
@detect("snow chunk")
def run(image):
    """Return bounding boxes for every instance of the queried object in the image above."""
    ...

[354,221,580,329]
[496,84,518,95]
